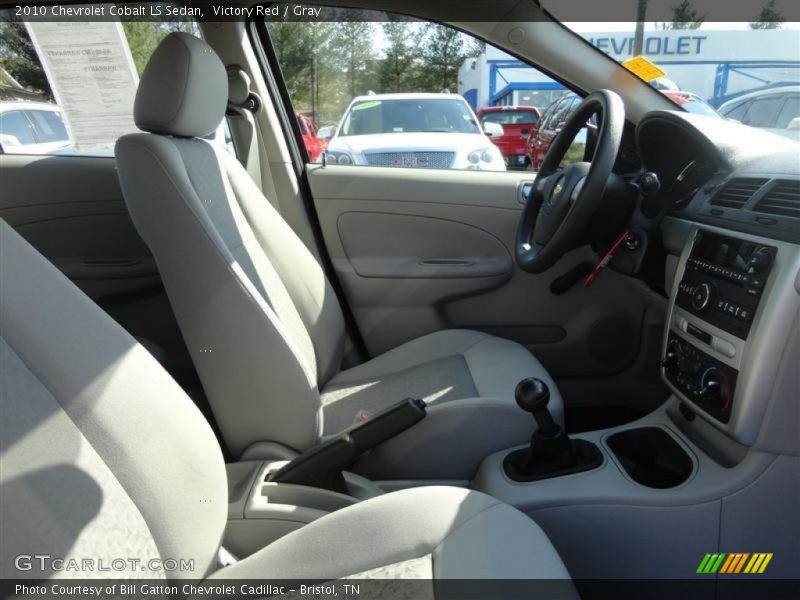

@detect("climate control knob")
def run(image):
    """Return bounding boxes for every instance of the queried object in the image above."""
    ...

[661,341,679,372]
[691,282,715,312]
[748,247,773,273]
[699,367,731,411]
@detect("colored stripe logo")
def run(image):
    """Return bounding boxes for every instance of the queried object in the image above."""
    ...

[697,553,773,574]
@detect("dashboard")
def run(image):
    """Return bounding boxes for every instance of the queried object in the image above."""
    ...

[632,111,800,446]
[636,111,800,243]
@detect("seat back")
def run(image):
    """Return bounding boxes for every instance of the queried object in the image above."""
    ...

[115,33,346,456]
[0,220,227,579]
[226,66,263,188]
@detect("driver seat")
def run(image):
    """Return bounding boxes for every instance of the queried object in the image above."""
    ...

[115,32,564,480]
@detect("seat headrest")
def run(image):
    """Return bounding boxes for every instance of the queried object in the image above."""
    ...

[134,32,227,138]
[227,66,252,107]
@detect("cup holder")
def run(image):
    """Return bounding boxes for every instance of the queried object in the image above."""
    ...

[606,427,693,489]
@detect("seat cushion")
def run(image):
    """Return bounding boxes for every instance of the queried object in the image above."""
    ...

[322,330,564,480]
[210,486,577,590]
[322,354,477,433]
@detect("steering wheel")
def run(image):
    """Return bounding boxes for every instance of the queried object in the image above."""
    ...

[516,90,625,274]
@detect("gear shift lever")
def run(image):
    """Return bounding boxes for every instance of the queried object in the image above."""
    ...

[515,378,560,438]
[504,377,603,482]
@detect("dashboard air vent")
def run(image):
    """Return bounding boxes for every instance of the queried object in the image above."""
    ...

[710,178,768,209]
[754,180,800,219]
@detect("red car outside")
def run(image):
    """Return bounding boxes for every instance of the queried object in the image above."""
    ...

[296,112,327,162]
[476,106,541,169]
[525,93,582,171]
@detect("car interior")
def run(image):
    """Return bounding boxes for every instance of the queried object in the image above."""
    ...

[1,0,798,594]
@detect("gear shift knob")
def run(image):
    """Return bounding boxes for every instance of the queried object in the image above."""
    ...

[505,377,602,482]
[515,378,560,438]
[515,377,550,412]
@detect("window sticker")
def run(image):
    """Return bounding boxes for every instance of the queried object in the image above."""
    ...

[25,20,139,153]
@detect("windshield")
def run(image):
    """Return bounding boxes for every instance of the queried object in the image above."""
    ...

[340,98,481,136]
[549,11,800,137]
[481,110,540,125]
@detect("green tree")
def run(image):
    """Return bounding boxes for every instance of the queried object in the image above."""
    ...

[750,0,785,29]
[269,15,490,127]
[268,22,342,123]
[665,0,705,29]
[122,22,166,75]
[418,24,469,93]
[0,21,51,98]
[268,22,314,100]
[379,21,423,93]
[465,37,486,59]
[122,21,196,76]
[331,21,374,99]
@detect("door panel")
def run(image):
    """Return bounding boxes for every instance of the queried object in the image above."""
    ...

[0,155,157,293]
[309,163,652,378]
[338,212,512,279]
[0,154,188,369]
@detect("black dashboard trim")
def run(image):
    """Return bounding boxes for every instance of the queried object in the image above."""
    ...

[637,110,800,244]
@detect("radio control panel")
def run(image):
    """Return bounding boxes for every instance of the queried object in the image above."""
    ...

[675,232,776,340]
[665,230,777,428]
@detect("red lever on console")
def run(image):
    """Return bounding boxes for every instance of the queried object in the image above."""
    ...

[584,229,632,288]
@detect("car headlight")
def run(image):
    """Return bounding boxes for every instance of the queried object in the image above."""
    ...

[468,148,498,164]
[324,150,354,165]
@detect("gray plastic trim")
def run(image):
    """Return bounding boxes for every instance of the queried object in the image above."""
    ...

[472,401,776,513]
[223,460,381,556]
[669,305,744,370]
[660,218,800,445]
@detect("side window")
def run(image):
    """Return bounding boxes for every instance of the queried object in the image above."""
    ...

[776,95,800,129]
[0,110,37,145]
[742,96,784,128]
[560,98,589,167]
[540,98,566,131]
[722,100,750,122]
[0,7,208,156]
[265,11,568,172]
[551,96,576,130]
[25,109,69,143]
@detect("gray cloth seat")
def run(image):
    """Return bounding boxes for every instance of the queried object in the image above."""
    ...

[323,329,562,479]
[0,219,576,590]
[115,32,564,480]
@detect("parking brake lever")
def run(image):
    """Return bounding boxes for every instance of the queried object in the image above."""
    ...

[267,398,426,493]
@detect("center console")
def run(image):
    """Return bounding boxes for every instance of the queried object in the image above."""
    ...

[224,460,383,558]
[659,224,800,445]
[663,230,776,426]
[468,220,800,580]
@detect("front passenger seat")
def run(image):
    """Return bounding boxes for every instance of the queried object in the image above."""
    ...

[115,32,564,480]
[0,219,577,587]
